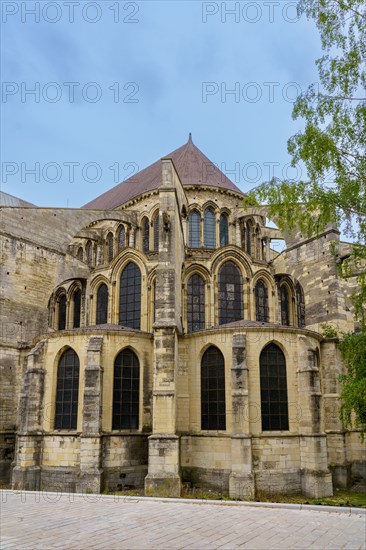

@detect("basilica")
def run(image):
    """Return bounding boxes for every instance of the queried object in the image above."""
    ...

[1,136,364,498]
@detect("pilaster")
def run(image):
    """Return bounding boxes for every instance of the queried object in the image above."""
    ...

[76,336,104,494]
[12,341,46,490]
[298,341,333,497]
[229,334,255,499]
[145,158,186,497]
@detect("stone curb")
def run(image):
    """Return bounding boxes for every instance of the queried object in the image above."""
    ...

[2,490,365,515]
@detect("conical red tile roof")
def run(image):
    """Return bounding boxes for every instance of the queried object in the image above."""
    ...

[83,135,243,209]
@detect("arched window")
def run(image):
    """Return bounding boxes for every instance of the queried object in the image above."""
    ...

[54,348,79,430]
[296,282,305,328]
[117,226,126,253]
[112,349,140,429]
[204,207,216,249]
[58,294,67,330]
[201,346,226,430]
[86,241,93,266]
[280,285,290,326]
[142,218,149,253]
[107,233,114,262]
[119,262,141,329]
[77,247,83,261]
[189,210,201,248]
[246,221,252,255]
[255,280,269,323]
[187,274,205,332]
[218,261,243,325]
[153,211,159,252]
[260,344,289,431]
[96,284,108,325]
[219,213,229,247]
[73,288,81,328]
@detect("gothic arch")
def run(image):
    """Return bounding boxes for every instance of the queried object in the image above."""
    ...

[111,250,147,283]
[202,200,219,212]
[252,271,275,290]
[90,274,110,292]
[183,264,211,284]
[116,224,127,253]
[67,281,84,329]
[66,280,83,301]
[188,203,202,215]
[211,248,253,280]
[277,276,296,326]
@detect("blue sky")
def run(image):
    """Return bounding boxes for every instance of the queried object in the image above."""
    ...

[1,1,322,207]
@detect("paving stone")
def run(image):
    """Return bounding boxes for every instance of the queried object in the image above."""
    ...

[1,491,365,550]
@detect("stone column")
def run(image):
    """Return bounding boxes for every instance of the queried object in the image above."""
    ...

[265,238,271,262]
[12,341,46,490]
[235,220,241,247]
[182,216,187,245]
[229,334,255,499]
[298,340,333,497]
[129,226,136,248]
[76,336,104,494]
[200,215,204,247]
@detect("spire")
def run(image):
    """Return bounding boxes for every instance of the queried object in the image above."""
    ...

[188,132,193,144]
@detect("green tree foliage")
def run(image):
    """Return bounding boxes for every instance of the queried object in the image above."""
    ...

[244,0,366,328]
[244,0,366,436]
[338,332,366,438]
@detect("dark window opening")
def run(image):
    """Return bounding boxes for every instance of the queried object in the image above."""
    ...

[55,348,79,430]
[142,218,149,253]
[296,282,306,328]
[260,344,289,431]
[255,280,269,323]
[58,294,67,330]
[96,284,108,325]
[119,262,141,329]
[246,221,252,255]
[73,289,81,328]
[189,210,201,248]
[112,348,140,430]
[187,274,205,332]
[219,214,229,247]
[107,233,114,262]
[280,285,290,326]
[218,261,243,325]
[204,207,216,249]
[201,346,226,430]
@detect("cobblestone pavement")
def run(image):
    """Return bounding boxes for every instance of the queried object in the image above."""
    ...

[1,491,365,549]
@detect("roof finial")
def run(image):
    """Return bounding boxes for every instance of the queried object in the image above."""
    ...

[188,132,193,143]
